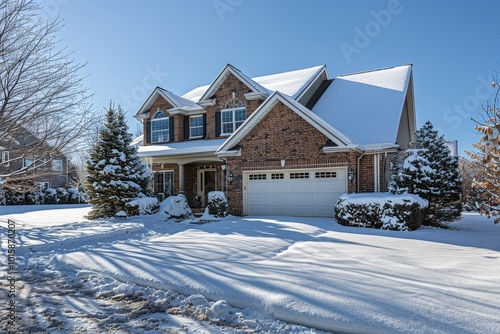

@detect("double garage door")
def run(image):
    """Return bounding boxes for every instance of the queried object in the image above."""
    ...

[245,168,347,217]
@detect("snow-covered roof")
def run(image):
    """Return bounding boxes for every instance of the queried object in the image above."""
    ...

[181,65,327,102]
[181,84,210,102]
[312,65,412,147]
[137,138,227,158]
[252,65,326,100]
[134,87,204,119]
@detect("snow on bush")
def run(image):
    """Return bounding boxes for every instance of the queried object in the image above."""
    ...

[161,194,194,220]
[335,193,428,231]
[43,187,58,204]
[207,191,228,217]
[125,196,160,216]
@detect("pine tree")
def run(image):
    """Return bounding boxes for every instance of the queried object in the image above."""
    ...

[85,105,153,219]
[389,148,435,200]
[416,121,463,225]
[467,81,500,224]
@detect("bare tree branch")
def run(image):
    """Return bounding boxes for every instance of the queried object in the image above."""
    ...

[0,0,99,187]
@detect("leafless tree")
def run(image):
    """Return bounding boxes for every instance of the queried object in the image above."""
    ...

[0,0,98,189]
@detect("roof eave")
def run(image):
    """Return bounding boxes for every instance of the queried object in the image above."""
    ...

[244,92,269,101]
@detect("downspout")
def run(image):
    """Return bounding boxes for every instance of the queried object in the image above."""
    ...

[383,152,388,192]
[356,152,365,193]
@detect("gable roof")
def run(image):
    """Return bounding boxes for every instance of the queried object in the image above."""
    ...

[312,65,413,147]
[252,65,326,100]
[182,65,327,103]
[198,64,271,102]
[134,87,204,119]
[216,91,355,154]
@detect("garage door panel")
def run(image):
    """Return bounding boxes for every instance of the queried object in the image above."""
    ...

[290,193,313,204]
[270,183,288,192]
[246,169,346,217]
[289,183,311,192]
[270,194,289,205]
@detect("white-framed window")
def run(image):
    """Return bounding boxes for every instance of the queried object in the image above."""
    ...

[221,107,246,135]
[52,159,63,172]
[190,115,204,138]
[1,151,9,167]
[38,182,50,190]
[23,157,36,168]
[154,171,174,196]
[151,111,169,143]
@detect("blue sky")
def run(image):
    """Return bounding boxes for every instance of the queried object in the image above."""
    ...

[44,0,500,155]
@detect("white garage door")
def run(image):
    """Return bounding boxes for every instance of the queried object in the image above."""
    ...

[245,168,347,217]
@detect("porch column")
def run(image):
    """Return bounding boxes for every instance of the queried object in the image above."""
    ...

[178,163,185,194]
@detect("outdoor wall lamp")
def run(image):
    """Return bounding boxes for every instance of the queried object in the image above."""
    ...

[348,169,355,183]
[226,172,234,184]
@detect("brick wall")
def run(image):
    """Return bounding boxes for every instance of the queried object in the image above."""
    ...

[225,101,359,215]
[205,73,261,140]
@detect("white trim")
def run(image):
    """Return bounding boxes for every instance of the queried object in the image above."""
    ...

[151,111,169,143]
[199,64,269,102]
[220,107,246,136]
[295,65,328,102]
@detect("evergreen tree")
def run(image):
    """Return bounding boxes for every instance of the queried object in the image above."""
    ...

[416,121,463,224]
[389,148,435,200]
[85,105,153,219]
[467,81,500,224]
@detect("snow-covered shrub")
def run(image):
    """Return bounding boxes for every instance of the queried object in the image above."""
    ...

[25,189,42,205]
[0,187,5,205]
[161,194,194,220]
[67,188,81,204]
[5,189,24,205]
[335,193,428,231]
[125,196,160,216]
[207,191,228,217]
[56,187,69,204]
[43,188,58,204]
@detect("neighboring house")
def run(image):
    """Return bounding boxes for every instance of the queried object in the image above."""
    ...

[134,63,416,217]
[0,129,69,190]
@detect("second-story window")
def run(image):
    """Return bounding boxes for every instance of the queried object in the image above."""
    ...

[221,107,246,135]
[52,159,63,172]
[151,111,169,143]
[190,115,204,138]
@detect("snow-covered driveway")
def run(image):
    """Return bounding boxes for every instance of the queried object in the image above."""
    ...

[54,214,500,333]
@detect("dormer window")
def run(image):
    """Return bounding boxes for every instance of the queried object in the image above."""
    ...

[151,111,169,143]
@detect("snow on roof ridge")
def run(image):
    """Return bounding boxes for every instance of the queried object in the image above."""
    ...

[181,64,326,102]
[337,64,412,78]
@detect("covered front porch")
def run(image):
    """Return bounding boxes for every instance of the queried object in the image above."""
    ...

[145,157,226,209]
[137,138,229,209]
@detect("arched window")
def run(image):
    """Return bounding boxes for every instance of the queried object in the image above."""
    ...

[221,97,246,135]
[151,111,169,143]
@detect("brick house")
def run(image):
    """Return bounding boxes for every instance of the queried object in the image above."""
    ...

[134,64,416,217]
[0,129,69,190]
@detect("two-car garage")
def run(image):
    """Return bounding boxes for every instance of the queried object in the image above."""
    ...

[244,168,347,217]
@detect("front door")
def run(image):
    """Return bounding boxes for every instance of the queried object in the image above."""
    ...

[197,169,216,207]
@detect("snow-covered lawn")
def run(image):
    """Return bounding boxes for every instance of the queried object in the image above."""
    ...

[1,205,499,333]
